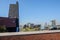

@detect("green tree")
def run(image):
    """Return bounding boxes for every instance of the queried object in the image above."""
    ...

[0,25,7,32]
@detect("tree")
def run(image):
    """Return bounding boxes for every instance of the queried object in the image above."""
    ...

[0,25,7,32]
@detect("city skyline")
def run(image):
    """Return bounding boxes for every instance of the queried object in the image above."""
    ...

[0,0,60,25]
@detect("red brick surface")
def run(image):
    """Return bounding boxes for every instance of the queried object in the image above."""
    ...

[0,32,60,40]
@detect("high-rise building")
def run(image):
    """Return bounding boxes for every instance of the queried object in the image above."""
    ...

[7,1,19,32]
[0,1,19,32]
[51,20,56,27]
[44,22,50,30]
[8,1,19,18]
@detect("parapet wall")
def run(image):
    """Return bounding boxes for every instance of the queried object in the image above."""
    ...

[0,30,60,40]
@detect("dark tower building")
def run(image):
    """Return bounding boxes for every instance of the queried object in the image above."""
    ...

[7,1,19,32]
[8,1,19,18]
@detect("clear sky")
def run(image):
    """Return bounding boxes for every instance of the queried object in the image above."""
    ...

[0,0,60,25]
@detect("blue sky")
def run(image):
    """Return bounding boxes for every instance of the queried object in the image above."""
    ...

[0,0,60,25]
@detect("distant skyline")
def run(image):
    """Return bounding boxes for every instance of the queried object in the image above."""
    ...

[0,0,60,25]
